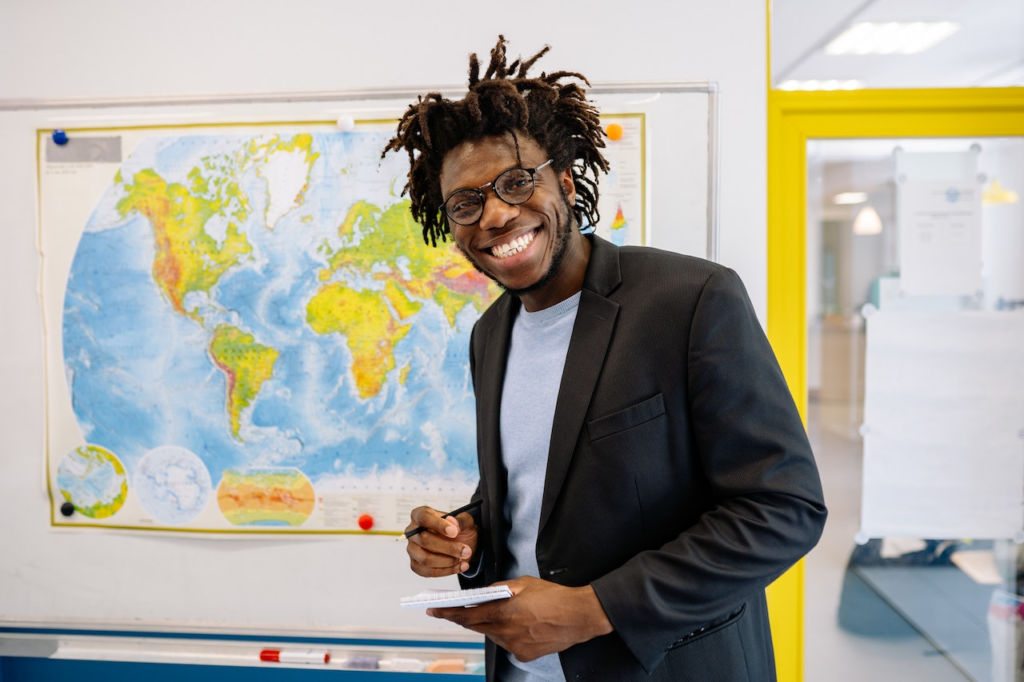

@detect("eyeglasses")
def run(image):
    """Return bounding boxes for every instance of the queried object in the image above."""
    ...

[440,159,553,226]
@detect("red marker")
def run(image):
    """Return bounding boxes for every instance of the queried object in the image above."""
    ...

[260,649,330,664]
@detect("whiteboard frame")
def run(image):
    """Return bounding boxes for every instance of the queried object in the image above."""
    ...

[0,80,720,641]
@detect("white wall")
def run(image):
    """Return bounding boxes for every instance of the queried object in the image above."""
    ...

[0,0,768,316]
[0,0,768,631]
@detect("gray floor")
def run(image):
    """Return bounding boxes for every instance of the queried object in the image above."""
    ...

[803,400,976,682]
[856,565,994,680]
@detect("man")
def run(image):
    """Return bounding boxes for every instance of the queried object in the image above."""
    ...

[385,36,827,681]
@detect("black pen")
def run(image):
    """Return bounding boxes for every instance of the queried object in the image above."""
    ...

[396,499,483,541]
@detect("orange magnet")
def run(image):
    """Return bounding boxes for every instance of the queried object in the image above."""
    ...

[605,122,624,141]
[358,514,374,530]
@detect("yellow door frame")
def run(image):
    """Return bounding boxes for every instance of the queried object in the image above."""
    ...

[765,86,1024,681]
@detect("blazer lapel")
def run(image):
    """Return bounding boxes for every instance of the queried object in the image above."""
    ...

[538,236,621,537]
[475,293,516,565]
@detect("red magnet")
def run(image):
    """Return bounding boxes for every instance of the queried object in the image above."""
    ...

[358,514,374,530]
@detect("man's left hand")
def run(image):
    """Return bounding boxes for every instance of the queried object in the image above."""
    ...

[425,576,614,662]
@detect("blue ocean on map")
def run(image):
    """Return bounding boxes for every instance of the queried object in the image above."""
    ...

[62,130,491,518]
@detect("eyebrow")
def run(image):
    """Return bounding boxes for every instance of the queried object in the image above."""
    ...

[444,160,544,195]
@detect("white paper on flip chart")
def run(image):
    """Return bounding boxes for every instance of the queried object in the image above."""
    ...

[897,180,983,297]
[860,310,1024,540]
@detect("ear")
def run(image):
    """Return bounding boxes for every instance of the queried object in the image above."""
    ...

[559,166,577,206]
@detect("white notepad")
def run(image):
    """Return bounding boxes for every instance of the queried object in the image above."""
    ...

[400,585,513,609]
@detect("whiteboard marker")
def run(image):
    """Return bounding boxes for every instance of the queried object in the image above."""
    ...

[259,649,330,664]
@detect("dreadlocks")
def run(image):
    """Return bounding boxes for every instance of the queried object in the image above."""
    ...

[382,35,609,246]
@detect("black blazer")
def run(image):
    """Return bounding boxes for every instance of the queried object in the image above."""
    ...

[463,235,827,681]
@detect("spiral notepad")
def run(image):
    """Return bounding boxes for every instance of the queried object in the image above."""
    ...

[400,585,513,609]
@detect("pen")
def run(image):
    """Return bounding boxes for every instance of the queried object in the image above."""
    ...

[397,499,483,541]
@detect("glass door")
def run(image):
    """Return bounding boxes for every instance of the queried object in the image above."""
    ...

[766,86,1024,682]
[803,136,1024,682]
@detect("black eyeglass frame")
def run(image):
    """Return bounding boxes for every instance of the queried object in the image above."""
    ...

[439,159,554,226]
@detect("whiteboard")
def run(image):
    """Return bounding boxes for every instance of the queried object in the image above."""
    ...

[0,83,716,638]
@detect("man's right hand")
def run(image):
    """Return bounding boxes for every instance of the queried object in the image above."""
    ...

[405,506,479,577]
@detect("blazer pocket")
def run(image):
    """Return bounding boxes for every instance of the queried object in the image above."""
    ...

[666,603,746,651]
[661,605,750,680]
[587,393,665,442]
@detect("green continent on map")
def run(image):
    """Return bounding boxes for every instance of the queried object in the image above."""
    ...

[307,280,417,399]
[248,134,320,229]
[307,200,500,399]
[208,325,280,439]
[117,168,252,319]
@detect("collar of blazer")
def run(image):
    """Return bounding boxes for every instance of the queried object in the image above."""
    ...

[476,234,624,550]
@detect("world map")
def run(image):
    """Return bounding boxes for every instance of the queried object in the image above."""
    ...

[58,128,500,531]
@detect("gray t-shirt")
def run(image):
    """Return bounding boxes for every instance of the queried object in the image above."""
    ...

[498,292,580,682]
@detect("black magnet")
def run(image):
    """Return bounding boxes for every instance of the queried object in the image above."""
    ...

[60,501,75,517]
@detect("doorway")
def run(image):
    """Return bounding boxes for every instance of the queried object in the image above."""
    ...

[766,87,1024,681]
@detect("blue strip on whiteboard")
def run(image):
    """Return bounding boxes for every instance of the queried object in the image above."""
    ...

[1,658,482,681]
[0,626,483,650]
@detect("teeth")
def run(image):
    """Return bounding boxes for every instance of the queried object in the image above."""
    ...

[491,231,535,259]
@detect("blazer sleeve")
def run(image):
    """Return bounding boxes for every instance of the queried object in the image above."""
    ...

[590,267,827,672]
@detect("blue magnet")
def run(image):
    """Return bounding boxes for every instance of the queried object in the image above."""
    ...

[345,656,379,670]
[52,130,69,145]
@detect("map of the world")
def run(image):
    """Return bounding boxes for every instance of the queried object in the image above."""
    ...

[52,127,501,532]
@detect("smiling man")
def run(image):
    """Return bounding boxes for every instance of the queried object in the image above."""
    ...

[384,37,827,682]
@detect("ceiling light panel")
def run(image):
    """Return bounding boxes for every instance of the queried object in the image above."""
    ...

[826,22,961,55]
[778,79,865,91]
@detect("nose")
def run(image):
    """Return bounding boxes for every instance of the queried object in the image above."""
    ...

[477,191,520,230]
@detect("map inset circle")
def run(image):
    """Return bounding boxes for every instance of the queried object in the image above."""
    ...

[217,467,315,527]
[133,445,213,525]
[56,444,128,519]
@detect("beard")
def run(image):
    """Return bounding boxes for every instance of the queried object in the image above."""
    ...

[457,188,576,298]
